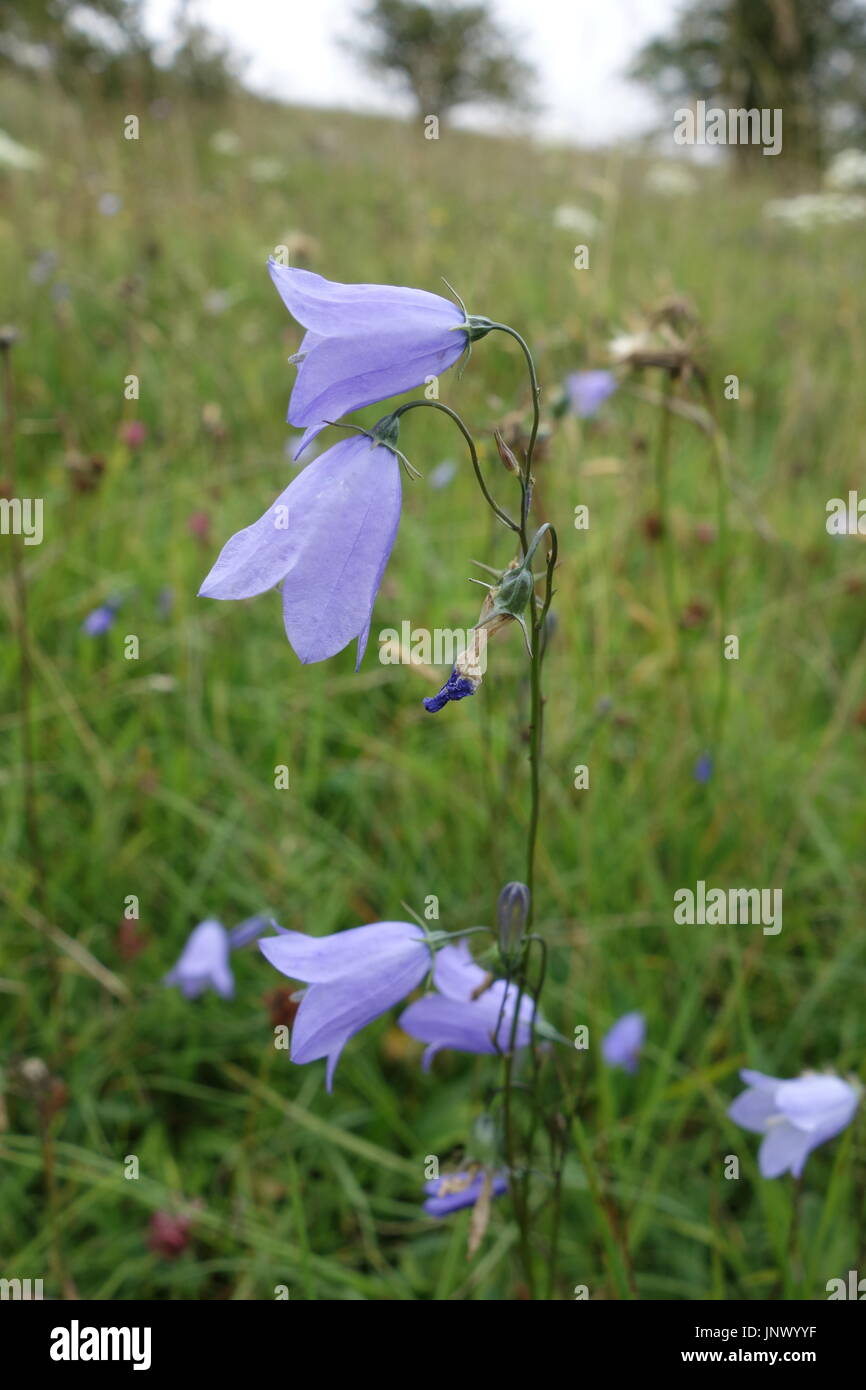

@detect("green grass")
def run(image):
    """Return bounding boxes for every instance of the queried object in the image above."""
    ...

[2,74,866,1300]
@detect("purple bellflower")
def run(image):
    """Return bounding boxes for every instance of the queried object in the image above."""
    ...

[565,369,617,419]
[424,1169,508,1217]
[165,915,270,1000]
[268,261,481,458]
[399,940,536,1067]
[259,921,433,1090]
[602,1011,646,1072]
[164,919,234,999]
[199,429,402,667]
[81,600,120,636]
[728,1069,860,1178]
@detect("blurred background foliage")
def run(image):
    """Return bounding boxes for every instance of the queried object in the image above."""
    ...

[1,0,866,1300]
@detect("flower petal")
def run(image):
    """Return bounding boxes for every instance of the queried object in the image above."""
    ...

[291,947,430,1067]
[279,435,402,667]
[432,940,491,1001]
[728,1085,777,1133]
[758,1121,815,1178]
[258,920,427,984]
[423,1171,508,1217]
[268,261,465,337]
[198,457,329,600]
[400,981,534,1061]
[775,1075,859,1137]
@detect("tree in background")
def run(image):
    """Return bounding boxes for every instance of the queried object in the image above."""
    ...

[631,0,866,167]
[0,0,151,91]
[0,0,240,100]
[352,0,535,124]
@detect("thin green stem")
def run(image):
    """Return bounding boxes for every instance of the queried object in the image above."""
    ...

[392,399,520,536]
[486,322,541,551]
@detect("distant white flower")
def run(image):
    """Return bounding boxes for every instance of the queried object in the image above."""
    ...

[764,191,866,229]
[608,331,651,364]
[210,130,241,156]
[98,193,122,217]
[0,129,44,171]
[552,204,600,237]
[645,162,698,197]
[825,148,866,190]
[249,157,285,183]
[202,289,235,316]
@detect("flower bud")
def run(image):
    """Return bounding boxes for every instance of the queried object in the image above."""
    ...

[497,881,530,960]
[493,429,521,474]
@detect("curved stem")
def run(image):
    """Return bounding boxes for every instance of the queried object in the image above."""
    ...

[486,323,542,551]
[393,399,520,536]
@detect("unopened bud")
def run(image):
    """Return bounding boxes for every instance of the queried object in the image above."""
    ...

[497,881,530,960]
[493,429,521,474]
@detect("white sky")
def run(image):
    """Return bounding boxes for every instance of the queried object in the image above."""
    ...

[142,0,682,144]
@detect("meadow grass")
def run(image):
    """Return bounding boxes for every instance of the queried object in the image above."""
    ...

[2,75,865,1299]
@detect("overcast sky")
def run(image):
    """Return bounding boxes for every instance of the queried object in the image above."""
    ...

[142,0,682,144]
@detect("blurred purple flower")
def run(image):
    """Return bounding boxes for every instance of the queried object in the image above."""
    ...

[694,752,713,783]
[268,261,470,457]
[199,431,402,667]
[424,1170,508,1217]
[81,601,120,636]
[399,940,536,1067]
[164,919,233,1000]
[259,921,432,1090]
[565,369,617,419]
[164,915,270,1001]
[602,1011,645,1072]
[228,914,270,949]
[728,1070,859,1178]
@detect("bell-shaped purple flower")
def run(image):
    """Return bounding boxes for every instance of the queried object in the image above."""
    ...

[164,919,233,999]
[602,1011,646,1073]
[269,261,470,457]
[424,1169,508,1217]
[259,921,432,1090]
[399,940,536,1068]
[729,1069,860,1178]
[199,432,402,667]
[565,369,617,419]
